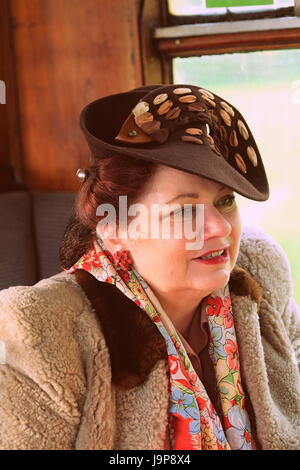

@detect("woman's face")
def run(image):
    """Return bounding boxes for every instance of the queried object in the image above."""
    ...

[102,164,242,300]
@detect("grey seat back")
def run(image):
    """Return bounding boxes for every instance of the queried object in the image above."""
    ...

[0,191,76,290]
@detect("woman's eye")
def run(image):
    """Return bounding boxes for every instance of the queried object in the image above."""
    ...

[169,208,183,218]
[167,196,236,218]
[217,194,236,208]
[172,206,195,217]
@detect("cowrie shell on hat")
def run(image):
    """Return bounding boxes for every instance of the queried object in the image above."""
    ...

[188,101,206,112]
[140,119,161,134]
[153,93,168,105]
[237,119,249,140]
[135,111,154,127]
[157,99,173,115]
[165,106,181,120]
[207,134,215,145]
[219,125,227,140]
[229,129,238,147]
[220,109,232,126]
[234,153,247,173]
[220,101,235,117]
[201,95,216,108]
[178,95,197,103]
[173,87,192,94]
[132,101,149,117]
[181,135,203,144]
[247,145,258,166]
[185,128,203,135]
[198,88,215,100]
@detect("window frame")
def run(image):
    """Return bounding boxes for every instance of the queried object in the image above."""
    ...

[150,0,300,83]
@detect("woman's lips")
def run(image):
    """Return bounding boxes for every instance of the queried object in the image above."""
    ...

[194,245,230,258]
[192,248,229,264]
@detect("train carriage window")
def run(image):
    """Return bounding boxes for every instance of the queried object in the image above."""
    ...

[168,0,294,17]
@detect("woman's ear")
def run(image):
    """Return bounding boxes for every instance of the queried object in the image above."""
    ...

[95,222,129,255]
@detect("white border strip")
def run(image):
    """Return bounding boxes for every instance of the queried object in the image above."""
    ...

[0,341,6,364]
[154,16,300,39]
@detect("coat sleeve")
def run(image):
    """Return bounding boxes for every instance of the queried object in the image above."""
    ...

[240,225,300,371]
[0,282,87,450]
[262,235,300,371]
[282,296,300,371]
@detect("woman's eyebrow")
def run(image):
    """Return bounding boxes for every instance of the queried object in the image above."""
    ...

[165,185,229,205]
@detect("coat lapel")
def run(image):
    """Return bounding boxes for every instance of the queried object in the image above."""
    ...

[74,269,168,389]
[229,288,263,448]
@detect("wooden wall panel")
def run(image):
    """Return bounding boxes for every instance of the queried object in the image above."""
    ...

[6,0,144,191]
[0,0,24,191]
[140,0,168,85]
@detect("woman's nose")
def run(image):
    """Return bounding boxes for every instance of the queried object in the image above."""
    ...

[202,204,232,239]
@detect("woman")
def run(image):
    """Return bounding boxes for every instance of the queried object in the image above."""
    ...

[0,83,299,450]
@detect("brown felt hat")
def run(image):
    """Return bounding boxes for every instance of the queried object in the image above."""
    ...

[79,83,269,201]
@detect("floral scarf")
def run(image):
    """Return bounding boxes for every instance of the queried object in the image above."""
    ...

[63,233,257,450]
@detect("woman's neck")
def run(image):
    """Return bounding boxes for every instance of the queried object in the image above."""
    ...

[149,286,203,337]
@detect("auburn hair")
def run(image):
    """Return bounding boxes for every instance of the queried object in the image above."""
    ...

[59,152,157,269]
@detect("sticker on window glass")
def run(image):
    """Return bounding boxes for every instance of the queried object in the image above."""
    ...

[206,0,273,7]
[0,341,6,364]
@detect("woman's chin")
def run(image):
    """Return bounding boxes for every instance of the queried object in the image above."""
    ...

[190,266,231,290]
[191,261,231,274]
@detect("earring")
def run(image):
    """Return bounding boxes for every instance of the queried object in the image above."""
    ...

[113,249,134,271]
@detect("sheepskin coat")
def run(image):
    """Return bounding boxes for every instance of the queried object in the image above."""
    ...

[0,225,299,450]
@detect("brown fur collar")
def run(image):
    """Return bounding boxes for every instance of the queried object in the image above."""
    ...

[229,263,263,306]
[74,263,263,390]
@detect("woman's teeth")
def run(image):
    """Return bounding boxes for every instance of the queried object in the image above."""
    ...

[199,249,224,259]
